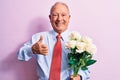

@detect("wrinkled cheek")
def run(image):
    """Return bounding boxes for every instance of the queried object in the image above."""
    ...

[51,22,56,27]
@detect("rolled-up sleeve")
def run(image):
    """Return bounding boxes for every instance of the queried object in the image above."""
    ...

[18,40,34,61]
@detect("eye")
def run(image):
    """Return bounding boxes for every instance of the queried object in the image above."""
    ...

[62,14,67,17]
[52,14,58,17]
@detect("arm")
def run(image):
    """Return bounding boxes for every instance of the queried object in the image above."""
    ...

[18,33,48,61]
[18,40,34,61]
[18,33,39,61]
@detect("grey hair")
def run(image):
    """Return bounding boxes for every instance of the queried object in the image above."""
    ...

[50,2,70,14]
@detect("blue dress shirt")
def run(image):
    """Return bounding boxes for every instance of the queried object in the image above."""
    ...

[18,30,90,80]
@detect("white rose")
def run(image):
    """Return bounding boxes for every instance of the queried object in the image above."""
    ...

[70,31,81,40]
[65,40,77,49]
[85,43,97,54]
[81,36,93,44]
[76,42,86,53]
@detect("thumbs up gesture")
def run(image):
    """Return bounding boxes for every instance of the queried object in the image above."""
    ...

[32,35,48,55]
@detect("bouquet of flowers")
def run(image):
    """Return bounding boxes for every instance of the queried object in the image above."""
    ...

[65,31,97,77]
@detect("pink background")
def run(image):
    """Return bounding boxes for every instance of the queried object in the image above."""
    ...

[0,0,120,80]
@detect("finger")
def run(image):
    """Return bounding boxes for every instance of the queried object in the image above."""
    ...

[41,44,48,49]
[41,48,48,52]
[40,49,48,55]
[39,35,43,43]
[39,44,48,52]
[42,51,48,54]
[41,46,48,51]
[42,52,48,55]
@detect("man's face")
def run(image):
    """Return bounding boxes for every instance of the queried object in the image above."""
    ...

[49,4,70,34]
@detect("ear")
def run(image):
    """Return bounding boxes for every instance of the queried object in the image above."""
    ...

[69,15,71,19]
[49,15,51,20]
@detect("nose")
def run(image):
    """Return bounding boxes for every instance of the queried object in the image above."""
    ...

[57,15,62,21]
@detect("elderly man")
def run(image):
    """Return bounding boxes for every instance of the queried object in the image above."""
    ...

[18,2,90,80]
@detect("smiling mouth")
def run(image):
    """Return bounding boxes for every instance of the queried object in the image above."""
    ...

[55,22,64,26]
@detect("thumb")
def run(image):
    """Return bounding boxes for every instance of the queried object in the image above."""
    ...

[39,35,44,43]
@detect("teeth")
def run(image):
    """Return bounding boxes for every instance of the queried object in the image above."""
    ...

[57,23,63,26]
[56,22,63,24]
[57,23,62,24]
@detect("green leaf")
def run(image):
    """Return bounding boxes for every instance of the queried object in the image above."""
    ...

[81,66,88,70]
[69,60,74,65]
[86,60,97,66]
[85,51,91,55]
[84,55,92,62]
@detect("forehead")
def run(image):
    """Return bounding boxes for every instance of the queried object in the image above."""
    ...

[51,4,69,14]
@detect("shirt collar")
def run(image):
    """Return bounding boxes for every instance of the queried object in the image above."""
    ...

[51,29,70,42]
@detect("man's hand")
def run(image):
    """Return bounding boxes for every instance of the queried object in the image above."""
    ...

[32,35,48,55]
[70,75,81,80]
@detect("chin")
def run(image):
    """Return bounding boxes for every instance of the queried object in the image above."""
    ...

[56,29,66,34]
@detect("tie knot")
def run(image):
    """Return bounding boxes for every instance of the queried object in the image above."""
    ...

[56,34,61,39]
